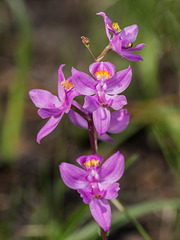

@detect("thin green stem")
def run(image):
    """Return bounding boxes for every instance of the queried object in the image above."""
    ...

[96,44,112,62]
[81,36,96,61]
[87,114,97,155]
[87,47,96,62]
[111,199,152,240]
[81,36,112,62]
[100,228,108,240]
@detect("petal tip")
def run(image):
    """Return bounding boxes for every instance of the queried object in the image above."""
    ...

[59,64,65,69]
[36,137,41,144]
[58,64,65,76]
[96,12,104,16]
[59,162,64,171]
[71,67,76,74]
[29,89,36,98]
[37,131,43,144]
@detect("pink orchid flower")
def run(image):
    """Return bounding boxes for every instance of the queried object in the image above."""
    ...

[59,151,125,232]
[97,12,145,62]
[29,64,79,143]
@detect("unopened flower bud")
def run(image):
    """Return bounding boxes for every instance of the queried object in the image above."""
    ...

[81,36,90,48]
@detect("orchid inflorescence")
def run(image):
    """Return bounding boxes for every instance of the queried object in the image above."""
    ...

[29,12,145,237]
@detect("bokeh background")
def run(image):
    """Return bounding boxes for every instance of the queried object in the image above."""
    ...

[0,0,180,239]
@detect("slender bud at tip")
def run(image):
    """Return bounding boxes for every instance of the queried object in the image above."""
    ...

[81,36,90,48]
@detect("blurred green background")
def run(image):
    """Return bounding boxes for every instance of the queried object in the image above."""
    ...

[0,0,180,239]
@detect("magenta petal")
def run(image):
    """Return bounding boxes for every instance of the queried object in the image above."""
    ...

[64,90,79,113]
[29,89,61,108]
[106,66,132,94]
[108,109,130,133]
[97,12,112,40]
[38,107,63,119]
[100,151,125,184]
[83,95,99,112]
[121,49,143,61]
[120,24,138,42]
[89,62,116,79]
[72,68,97,95]
[110,35,122,55]
[78,187,93,204]
[58,64,66,101]
[103,183,120,200]
[59,162,88,190]
[108,95,127,110]
[68,110,88,129]
[93,107,111,135]
[37,114,63,143]
[89,198,111,232]
[97,133,114,144]
[130,43,146,51]
[121,38,129,46]
[68,100,90,129]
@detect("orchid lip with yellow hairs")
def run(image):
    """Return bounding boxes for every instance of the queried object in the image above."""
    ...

[95,70,111,81]
[83,159,100,168]
[61,79,74,92]
[111,22,121,33]
[59,151,125,232]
